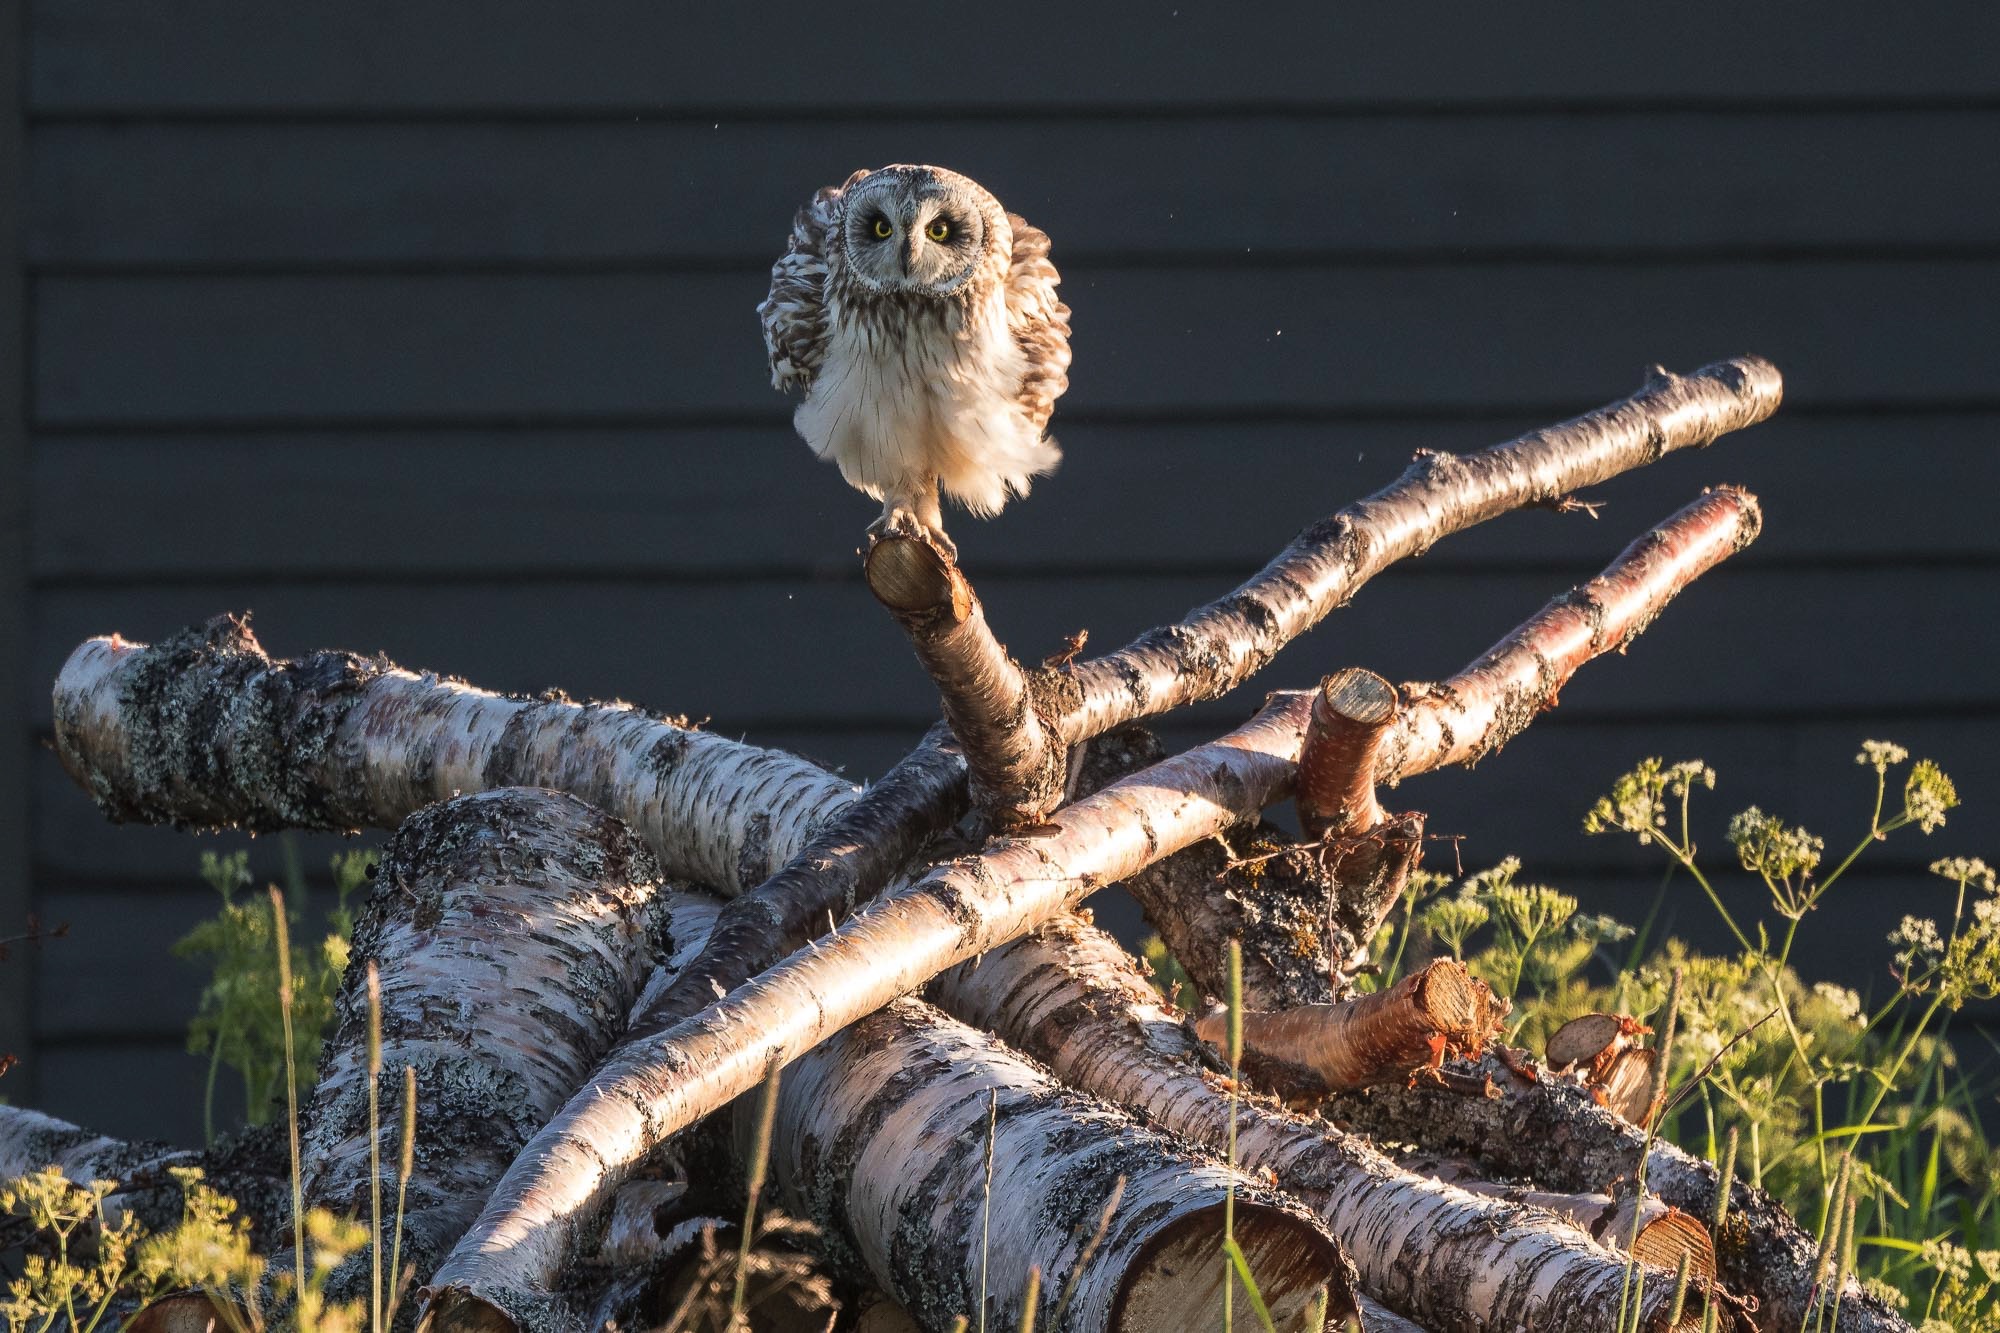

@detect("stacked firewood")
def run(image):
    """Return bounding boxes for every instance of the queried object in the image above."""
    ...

[21,357,1910,1330]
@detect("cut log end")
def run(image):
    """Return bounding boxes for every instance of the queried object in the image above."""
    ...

[1319,667,1398,728]
[1296,667,1399,837]
[1111,1198,1353,1333]
[1631,1207,1719,1287]
[865,533,970,618]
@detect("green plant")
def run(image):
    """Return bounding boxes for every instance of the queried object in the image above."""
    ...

[176,847,372,1141]
[1142,740,1999,1321]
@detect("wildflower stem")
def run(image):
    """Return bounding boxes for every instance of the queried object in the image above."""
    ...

[270,885,309,1332]
[730,1057,783,1331]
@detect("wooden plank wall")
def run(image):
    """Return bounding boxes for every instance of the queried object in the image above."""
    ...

[16,2,2000,1146]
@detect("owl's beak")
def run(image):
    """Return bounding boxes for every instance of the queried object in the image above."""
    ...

[900,232,921,277]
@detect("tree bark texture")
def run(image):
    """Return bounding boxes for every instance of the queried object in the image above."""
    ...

[51,616,854,893]
[1191,961,1505,1097]
[424,485,1764,1307]
[1322,1054,1908,1333]
[1123,487,1760,1012]
[624,724,965,1040]
[929,915,1711,1332]
[753,996,1355,1333]
[296,789,707,1318]
[867,534,1063,827]
[1376,486,1760,782]
[1050,357,1781,742]
[424,692,1314,1322]
[1411,1158,1715,1281]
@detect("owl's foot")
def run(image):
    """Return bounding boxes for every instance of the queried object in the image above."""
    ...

[867,508,957,562]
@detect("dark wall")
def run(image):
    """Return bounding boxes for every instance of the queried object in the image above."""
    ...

[10,2,1999,1146]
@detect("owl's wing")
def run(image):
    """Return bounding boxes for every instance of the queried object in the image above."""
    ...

[758,179,850,394]
[1004,214,1072,434]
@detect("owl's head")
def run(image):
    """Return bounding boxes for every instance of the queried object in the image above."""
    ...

[834,165,1010,297]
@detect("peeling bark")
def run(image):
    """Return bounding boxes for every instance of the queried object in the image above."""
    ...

[867,534,1062,826]
[930,916,1710,1332]
[1192,961,1504,1097]
[1053,358,1781,742]
[1322,1054,1907,1333]
[51,616,854,892]
[756,996,1355,1332]
[295,788,708,1315]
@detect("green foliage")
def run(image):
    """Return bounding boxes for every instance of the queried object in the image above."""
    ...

[0,1168,141,1333]
[0,1161,378,1333]
[175,846,372,1141]
[1145,739,1998,1320]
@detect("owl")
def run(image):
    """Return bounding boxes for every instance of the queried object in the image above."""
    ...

[758,164,1071,554]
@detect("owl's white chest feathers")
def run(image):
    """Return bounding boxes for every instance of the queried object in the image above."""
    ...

[794,291,1054,518]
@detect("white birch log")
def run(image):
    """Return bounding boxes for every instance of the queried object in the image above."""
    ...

[1051,357,1781,742]
[51,616,853,893]
[421,687,1314,1325]
[422,488,1761,1319]
[295,788,715,1318]
[751,996,1355,1333]
[931,915,1715,1333]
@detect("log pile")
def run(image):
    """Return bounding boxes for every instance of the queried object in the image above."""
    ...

[23,356,1913,1330]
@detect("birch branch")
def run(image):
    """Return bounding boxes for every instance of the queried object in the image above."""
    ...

[1129,486,1762,1007]
[624,724,964,1039]
[1190,961,1505,1097]
[1322,1053,1909,1333]
[752,996,1355,1332]
[1052,356,1781,742]
[424,690,1313,1323]
[867,534,1062,826]
[1417,1165,1716,1284]
[51,616,853,893]
[930,915,1715,1332]
[425,487,1763,1315]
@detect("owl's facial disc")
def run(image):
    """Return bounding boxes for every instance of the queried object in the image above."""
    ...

[842,167,990,296]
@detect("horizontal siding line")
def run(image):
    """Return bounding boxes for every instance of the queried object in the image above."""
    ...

[28,243,2000,280]
[29,551,2000,595]
[27,95,2000,128]
[31,398,2000,437]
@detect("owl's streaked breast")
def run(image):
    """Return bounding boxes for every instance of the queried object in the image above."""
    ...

[795,283,1048,518]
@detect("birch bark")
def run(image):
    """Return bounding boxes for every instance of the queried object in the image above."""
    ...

[52,616,853,892]
[930,916,1713,1332]
[754,997,1354,1332]
[1322,1053,1908,1332]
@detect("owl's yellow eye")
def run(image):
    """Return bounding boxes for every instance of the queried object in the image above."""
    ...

[926,220,952,243]
[872,217,893,240]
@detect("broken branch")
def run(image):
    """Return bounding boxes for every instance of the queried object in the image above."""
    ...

[1191,960,1504,1096]
[867,534,1062,826]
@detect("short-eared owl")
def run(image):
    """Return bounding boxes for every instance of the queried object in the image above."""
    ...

[758,165,1071,552]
